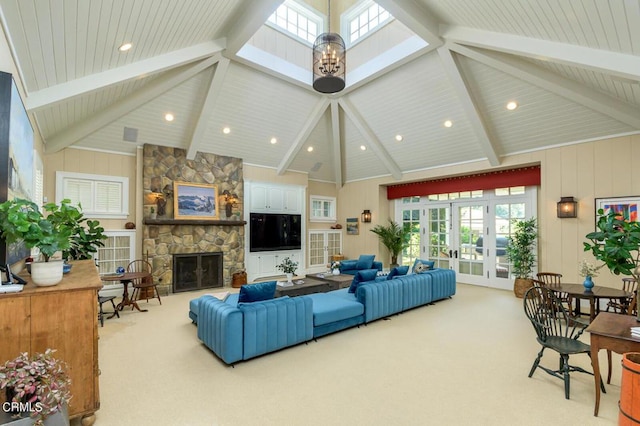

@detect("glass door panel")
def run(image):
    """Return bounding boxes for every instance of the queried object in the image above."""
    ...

[455,203,487,285]
[426,206,450,270]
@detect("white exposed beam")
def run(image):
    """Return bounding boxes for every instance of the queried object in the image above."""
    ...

[338,97,402,181]
[26,40,226,112]
[375,0,442,47]
[186,57,231,159]
[330,100,342,189]
[449,43,640,129]
[44,55,220,154]
[442,25,640,81]
[276,98,330,175]
[224,0,283,55]
[437,47,500,166]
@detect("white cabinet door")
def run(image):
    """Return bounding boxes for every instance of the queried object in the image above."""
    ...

[267,187,285,211]
[283,188,300,213]
[308,230,342,270]
[250,184,269,211]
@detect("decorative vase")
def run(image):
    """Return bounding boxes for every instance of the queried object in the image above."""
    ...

[332,268,340,275]
[583,275,594,290]
[286,273,293,284]
[30,260,64,286]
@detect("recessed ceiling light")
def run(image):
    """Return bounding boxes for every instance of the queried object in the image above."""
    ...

[395,135,403,142]
[444,120,453,128]
[164,113,174,122]
[270,137,277,144]
[360,145,366,151]
[222,127,231,134]
[307,146,314,152]
[506,101,518,110]
[118,42,132,52]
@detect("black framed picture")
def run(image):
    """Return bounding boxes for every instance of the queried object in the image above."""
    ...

[0,71,34,264]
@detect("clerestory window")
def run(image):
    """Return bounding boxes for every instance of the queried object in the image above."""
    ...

[267,1,323,45]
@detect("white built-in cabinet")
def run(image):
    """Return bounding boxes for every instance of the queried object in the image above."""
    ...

[245,181,305,282]
[249,183,301,213]
[308,230,342,272]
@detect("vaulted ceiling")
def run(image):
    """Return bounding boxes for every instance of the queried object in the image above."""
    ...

[1,0,639,186]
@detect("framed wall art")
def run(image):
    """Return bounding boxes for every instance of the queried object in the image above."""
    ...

[346,217,359,235]
[594,196,639,225]
[174,182,219,220]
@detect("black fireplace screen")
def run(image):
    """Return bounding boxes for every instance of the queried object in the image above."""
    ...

[173,252,223,292]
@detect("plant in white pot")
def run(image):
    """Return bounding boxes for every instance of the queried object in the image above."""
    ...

[276,257,298,285]
[0,198,92,286]
[0,349,72,426]
[505,217,538,298]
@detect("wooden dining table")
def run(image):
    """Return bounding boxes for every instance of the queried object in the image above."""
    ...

[101,271,151,313]
[549,283,632,321]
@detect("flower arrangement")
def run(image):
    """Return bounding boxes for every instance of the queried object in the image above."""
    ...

[330,261,341,271]
[0,349,72,426]
[276,257,298,275]
[578,259,603,278]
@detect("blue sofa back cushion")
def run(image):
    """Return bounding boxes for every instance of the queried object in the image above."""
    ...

[348,269,379,293]
[387,265,410,280]
[238,281,277,303]
[356,254,375,270]
[411,259,435,273]
[340,260,358,270]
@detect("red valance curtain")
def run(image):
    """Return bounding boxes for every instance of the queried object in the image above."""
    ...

[386,165,541,200]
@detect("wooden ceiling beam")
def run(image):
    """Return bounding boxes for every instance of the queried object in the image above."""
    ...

[330,100,343,189]
[224,0,284,55]
[375,0,443,47]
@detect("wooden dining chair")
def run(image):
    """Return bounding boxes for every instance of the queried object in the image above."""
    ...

[536,272,571,311]
[606,277,638,314]
[127,260,162,307]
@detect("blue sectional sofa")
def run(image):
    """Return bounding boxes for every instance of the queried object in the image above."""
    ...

[190,267,456,365]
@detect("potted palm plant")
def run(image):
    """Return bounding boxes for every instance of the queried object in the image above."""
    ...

[0,349,71,426]
[370,219,411,267]
[584,208,640,321]
[0,198,102,286]
[505,217,538,298]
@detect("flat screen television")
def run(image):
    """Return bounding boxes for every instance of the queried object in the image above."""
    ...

[250,213,302,252]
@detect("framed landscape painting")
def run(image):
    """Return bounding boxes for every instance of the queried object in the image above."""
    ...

[595,196,639,226]
[346,217,359,235]
[174,182,219,220]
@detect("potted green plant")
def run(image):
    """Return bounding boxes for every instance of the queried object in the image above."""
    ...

[276,257,298,284]
[0,198,99,286]
[505,217,538,298]
[370,219,411,267]
[584,208,640,321]
[0,349,72,426]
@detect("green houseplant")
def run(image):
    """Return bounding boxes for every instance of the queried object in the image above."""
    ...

[370,219,411,267]
[0,349,72,426]
[0,198,104,286]
[505,217,538,298]
[584,208,640,321]
[276,257,298,284]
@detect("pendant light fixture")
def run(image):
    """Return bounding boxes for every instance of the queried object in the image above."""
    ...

[312,0,346,93]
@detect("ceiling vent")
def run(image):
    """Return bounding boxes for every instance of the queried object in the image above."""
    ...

[311,162,322,172]
[123,127,138,143]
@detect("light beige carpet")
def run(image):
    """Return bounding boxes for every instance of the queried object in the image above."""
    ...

[77,284,623,425]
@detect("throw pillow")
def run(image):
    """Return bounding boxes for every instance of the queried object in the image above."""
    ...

[238,281,276,303]
[348,269,379,293]
[340,260,358,271]
[356,254,375,270]
[387,265,409,280]
[411,258,435,274]
[414,262,429,274]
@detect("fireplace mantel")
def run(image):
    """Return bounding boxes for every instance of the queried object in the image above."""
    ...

[144,219,246,226]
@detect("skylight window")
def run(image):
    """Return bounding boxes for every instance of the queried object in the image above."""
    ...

[344,1,392,45]
[267,1,322,45]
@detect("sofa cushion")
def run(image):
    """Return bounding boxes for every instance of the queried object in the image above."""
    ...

[387,265,410,280]
[411,259,435,274]
[307,292,364,326]
[339,260,358,271]
[348,269,379,293]
[356,254,375,270]
[238,281,276,303]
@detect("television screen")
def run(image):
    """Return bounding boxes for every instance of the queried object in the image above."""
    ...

[250,213,302,252]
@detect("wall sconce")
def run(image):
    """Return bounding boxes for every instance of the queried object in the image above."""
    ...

[152,192,167,216]
[361,209,372,223]
[557,197,577,218]
[222,190,238,218]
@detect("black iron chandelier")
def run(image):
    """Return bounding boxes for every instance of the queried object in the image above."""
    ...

[312,0,345,93]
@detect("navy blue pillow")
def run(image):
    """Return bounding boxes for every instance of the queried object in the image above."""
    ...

[238,281,276,303]
[356,254,375,270]
[348,269,379,293]
[387,265,409,280]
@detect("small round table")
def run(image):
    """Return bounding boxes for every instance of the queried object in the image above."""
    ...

[101,272,152,313]
[551,283,632,321]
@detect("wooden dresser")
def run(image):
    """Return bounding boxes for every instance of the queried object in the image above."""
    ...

[0,259,101,425]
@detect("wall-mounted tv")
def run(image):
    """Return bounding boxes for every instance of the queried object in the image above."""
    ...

[250,213,302,252]
[0,71,34,264]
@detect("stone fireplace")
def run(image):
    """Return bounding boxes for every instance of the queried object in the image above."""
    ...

[142,144,245,294]
[173,252,223,292]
